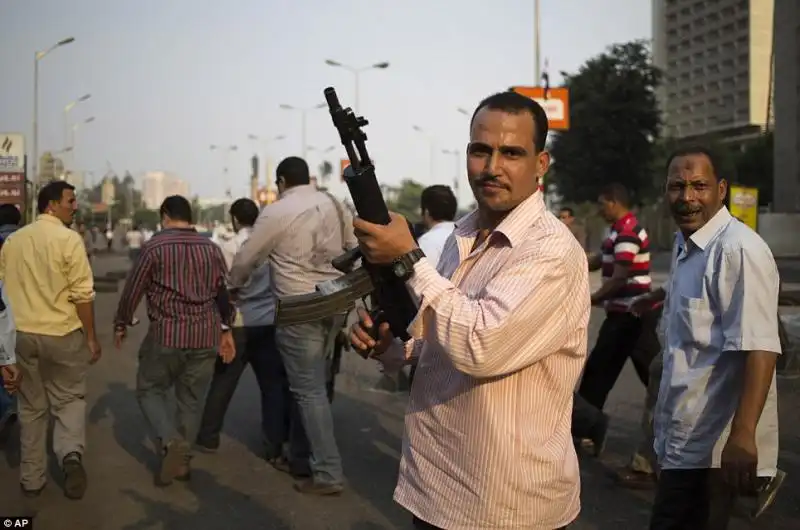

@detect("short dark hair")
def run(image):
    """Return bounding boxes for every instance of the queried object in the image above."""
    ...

[276,156,310,187]
[229,198,259,227]
[599,182,631,208]
[37,180,76,214]
[558,206,574,217]
[159,195,193,223]
[0,204,21,226]
[664,145,725,181]
[420,185,457,222]
[471,91,549,153]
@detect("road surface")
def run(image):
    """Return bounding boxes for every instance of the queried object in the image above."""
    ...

[0,255,798,529]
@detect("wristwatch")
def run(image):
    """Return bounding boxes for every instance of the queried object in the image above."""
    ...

[391,248,426,282]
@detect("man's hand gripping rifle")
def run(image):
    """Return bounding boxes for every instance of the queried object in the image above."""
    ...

[274,87,418,355]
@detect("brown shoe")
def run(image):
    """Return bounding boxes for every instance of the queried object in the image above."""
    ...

[268,456,311,478]
[614,468,657,490]
[156,439,189,486]
[62,452,87,499]
[293,479,343,496]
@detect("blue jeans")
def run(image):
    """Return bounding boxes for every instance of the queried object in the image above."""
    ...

[276,317,344,486]
[0,386,15,420]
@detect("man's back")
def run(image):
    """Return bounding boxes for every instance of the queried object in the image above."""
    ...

[116,227,228,349]
[240,185,356,298]
[0,215,93,336]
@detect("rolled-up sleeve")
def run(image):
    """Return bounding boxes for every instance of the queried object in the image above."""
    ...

[404,237,590,378]
[65,233,95,303]
[717,243,781,354]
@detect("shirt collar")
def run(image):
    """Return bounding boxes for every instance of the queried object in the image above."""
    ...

[280,184,315,199]
[611,211,636,231]
[454,191,546,247]
[36,213,66,226]
[677,206,732,252]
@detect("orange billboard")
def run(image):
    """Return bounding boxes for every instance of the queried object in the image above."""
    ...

[510,86,570,131]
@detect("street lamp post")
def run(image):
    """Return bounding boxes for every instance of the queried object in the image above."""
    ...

[210,144,238,223]
[413,125,436,182]
[247,133,285,182]
[324,59,390,114]
[71,116,95,174]
[441,149,461,200]
[32,36,75,219]
[279,103,326,160]
[64,94,91,156]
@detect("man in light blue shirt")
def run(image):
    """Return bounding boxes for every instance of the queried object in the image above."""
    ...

[196,198,285,459]
[650,145,782,530]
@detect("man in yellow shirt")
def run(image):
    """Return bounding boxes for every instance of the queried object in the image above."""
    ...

[0,181,100,500]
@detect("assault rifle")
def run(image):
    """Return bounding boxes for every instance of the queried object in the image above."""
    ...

[274,87,418,353]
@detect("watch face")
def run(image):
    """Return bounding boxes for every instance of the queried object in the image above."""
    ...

[393,261,408,278]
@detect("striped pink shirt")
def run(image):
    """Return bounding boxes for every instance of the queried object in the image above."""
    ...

[385,192,591,529]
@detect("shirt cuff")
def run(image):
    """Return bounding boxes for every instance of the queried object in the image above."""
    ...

[405,258,451,338]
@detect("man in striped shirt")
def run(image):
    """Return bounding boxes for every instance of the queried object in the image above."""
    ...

[573,183,661,459]
[350,91,589,529]
[114,195,235,486]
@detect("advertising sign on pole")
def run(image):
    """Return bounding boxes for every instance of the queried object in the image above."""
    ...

[509,87,570,131]
[729,185,759,231]
[0,133,26,212]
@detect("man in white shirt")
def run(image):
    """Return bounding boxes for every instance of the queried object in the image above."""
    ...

[417,185,457,268]
[196,198,284,458]
[126,225,144,262]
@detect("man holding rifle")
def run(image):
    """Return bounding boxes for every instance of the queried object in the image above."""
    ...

[350,91,589,530]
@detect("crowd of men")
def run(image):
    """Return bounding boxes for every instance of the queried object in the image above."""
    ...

[0,89,790,530]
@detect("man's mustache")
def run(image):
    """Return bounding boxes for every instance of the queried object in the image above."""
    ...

[473,174,508,188]
[672,202,701,215]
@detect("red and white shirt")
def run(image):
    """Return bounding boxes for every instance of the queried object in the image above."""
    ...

[600,211,652,312]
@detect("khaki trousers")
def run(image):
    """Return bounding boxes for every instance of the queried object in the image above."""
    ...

[15,330,90,489]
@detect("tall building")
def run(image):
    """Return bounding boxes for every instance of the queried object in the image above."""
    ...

[142,171,190,209]
[652,0,774,141]
[772,0,800,212]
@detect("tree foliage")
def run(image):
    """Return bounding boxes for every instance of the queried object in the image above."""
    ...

[386,179,425,222]
[550,40,662,203]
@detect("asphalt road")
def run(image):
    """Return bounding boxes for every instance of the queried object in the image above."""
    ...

[0,255,798,529]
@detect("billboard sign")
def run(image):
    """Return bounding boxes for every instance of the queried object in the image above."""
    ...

[0,172,26,210]
[0,133,25,172]
[729,185,759,231]
[509,87,570,131]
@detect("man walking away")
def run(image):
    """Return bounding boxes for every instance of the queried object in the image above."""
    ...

[196,198,287,459]
[0,181,100,500]
[418,185,457,268]
[558,206,587,250]
[113,195,235,486]
[0,204,21,434]
[230,156,357,496]
[126,224,144,263]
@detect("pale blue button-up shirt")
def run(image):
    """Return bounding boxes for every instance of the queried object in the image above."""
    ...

[654,206,781,476]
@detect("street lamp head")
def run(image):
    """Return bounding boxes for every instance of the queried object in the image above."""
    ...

[373,62,390,69]
[325,59,342,67]
[279,104,294,110]
[79,94,91,102]
[229,145,238,151]
[84,116,95,124]
[274,134,286,141]
[210,145,218,150]
[247,134,258,140]
[457,108,470,116]
[58,37,76,47]
[314,102,326,109]
[413,125,423,132]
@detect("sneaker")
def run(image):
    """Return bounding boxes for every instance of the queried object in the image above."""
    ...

[62,452,87,500]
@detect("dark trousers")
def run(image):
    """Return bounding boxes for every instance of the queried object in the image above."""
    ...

[196,326,290,458]
[572,308,661,438]
[412,516,567,529]
[650,469,736,530]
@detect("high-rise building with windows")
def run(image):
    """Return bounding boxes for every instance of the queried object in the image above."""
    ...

[772,0,799,212]
[652,0,774,141]
[142,171,190,209]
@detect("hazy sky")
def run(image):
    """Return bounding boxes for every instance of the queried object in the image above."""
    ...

[1,0,651,205]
